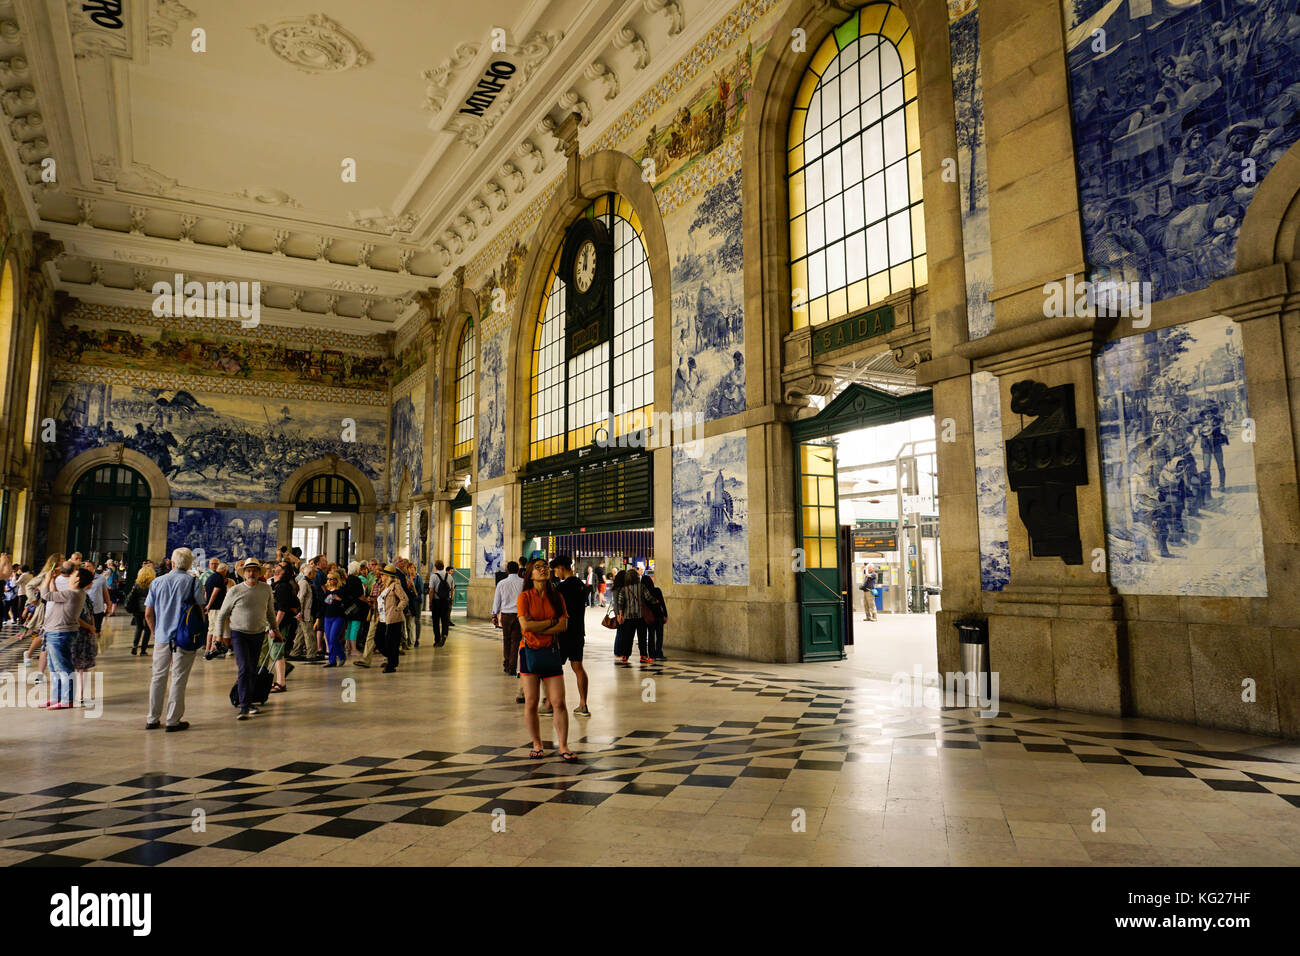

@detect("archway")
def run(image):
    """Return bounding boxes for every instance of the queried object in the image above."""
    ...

[48,446,171,571]
[790,383,936,661]
[279,456,377,566]
[66,464,152,575]
[0,257,14,412]
[497,151,672,602]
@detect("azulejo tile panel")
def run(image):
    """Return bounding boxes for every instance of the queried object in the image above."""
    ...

[58,304,392,392]
[475,487,504,578]
[971,371,1009,590]
[389,387,424,499]
[1063,0,1300,301]
[167,508,280,563]
[949,2,994,340]
[476,318,507,482]
[45,379,387,503]
[1095,316,1265,597]
[668,168,745,423]
[672,434,749,586]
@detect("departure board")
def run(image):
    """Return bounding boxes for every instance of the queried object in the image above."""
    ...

[576,453,652,528]
[853,531,897,551]
[521,452,653,533]
[520,471,576,532]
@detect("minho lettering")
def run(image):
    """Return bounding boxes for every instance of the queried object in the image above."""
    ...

[83,1,125,29]
[459,61,517,116]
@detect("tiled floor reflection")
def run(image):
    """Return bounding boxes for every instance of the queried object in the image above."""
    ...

[1,616,1298,866]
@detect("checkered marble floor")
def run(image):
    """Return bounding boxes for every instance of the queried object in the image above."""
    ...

[2,616,1299,866]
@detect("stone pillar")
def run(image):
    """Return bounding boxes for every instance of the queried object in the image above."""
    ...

[955,0,1127,716]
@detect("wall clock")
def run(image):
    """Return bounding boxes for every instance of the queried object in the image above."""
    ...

[559,215,613,360]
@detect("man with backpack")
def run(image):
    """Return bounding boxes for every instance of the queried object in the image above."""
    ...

[429,560,453,647]
[143,548,206,732]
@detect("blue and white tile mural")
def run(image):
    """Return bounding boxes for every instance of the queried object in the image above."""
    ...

[389,392,423,497]
[672,434,748,586]
[477,323,506,481]
[475,487,504,578]
[971,371,1010,590]
[46,381,386,501]
[949,0,994,340]
[1064,0,1300,301]
[1095,316,1265,596]
[167,508,278,563]
[669,169,746,422]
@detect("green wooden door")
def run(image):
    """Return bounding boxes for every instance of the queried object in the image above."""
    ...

[67,465,151,583]
[797,442,845,661]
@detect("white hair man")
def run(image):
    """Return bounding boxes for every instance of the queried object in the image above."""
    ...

[143,547,206,732]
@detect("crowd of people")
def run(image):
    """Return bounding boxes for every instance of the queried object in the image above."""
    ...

[2,545,672,761]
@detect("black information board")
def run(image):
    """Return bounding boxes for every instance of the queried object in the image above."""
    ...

[521,470,576,532]
[522,453,653,534]
[576,453,652,529]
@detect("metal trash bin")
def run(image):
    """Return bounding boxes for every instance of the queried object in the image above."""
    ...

[955,618,990,704]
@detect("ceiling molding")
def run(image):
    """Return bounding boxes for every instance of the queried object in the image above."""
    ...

[44,222,433,294]
[0,0,738,338]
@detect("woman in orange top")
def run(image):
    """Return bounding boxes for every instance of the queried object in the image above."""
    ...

[517,558,576,762]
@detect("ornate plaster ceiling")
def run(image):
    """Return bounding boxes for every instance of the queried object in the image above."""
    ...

[0,0,721,334]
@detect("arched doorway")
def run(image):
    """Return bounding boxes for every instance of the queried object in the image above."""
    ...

[790,383,935,664]
[450,486,472,608]
[0,258,16,549]
[291,472,361,566]
[67,464,152,573]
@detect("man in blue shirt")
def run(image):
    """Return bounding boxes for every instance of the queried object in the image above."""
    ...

[144,548,205,731]
[85,568,109,634]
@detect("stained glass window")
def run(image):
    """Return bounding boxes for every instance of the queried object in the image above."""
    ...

[789,3,925,329]
[530,195,654,460]
[452,319,476,459]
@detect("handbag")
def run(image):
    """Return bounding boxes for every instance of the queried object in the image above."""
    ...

[600,606,618,630]
[522,642,564,673]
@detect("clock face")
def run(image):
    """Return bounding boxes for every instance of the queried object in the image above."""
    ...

[574,239,597,293]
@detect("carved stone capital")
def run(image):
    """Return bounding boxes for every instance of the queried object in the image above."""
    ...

[32,231,63,267]
[782,372,836,407]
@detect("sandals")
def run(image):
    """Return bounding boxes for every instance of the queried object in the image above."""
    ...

[559,751,579,763]
[528,749,546,759]
[270,683,286,693]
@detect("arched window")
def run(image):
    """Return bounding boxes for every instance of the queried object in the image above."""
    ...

[0,261,13,402]
[530,194,653,461]
[24,321,40,446]
[452,318,475,460]
[788,2,925,329]
[294,474,361,511]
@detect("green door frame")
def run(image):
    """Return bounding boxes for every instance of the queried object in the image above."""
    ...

[66,465,152,581]
[451,487,471,608]
[790,384,934,662]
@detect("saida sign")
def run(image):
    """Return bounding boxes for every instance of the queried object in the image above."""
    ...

[810,305,894,358]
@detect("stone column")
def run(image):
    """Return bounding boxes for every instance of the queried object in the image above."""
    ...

[957,0,1127,716]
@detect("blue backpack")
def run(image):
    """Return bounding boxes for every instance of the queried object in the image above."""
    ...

[172,579,208,651]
